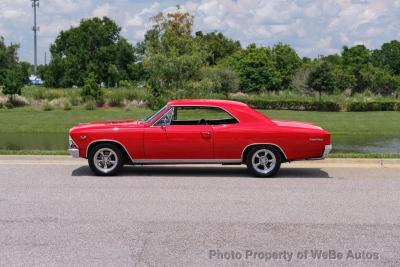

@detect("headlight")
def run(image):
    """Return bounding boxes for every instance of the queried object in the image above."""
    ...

[69,136,78,149]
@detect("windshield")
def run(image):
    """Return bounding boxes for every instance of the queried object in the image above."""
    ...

[144,105,169,123]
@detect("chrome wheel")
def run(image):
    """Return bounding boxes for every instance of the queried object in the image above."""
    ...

[251,148,276,174]
[93,148,118,173]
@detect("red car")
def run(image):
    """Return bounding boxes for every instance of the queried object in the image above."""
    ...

[68,99,332,177]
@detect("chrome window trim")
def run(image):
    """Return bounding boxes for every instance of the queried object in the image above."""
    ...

[144,105,169,124]
[172,104,240,123]
[151,107,175,127]
[151,105,240,127]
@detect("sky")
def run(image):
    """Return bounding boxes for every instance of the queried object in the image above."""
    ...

[1,0,400,65]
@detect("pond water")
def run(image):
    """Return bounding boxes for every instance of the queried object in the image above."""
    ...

[333,139,400,154]
[0,132,399,154]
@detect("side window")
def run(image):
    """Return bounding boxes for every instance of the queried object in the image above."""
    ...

[171,107,238,125]
[154,108,174,126]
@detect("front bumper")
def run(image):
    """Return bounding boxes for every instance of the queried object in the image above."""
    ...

[68,148,80,158]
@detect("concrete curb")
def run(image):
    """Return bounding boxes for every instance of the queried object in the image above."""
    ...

[287,159,400,168]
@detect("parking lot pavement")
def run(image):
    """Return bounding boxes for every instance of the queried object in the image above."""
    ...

[1,156,400,266]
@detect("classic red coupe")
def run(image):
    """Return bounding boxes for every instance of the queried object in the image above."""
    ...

[68,99,331,177]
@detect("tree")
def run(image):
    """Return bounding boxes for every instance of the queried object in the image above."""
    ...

[18,61,32,84]
[2,66,24,104]
[372,40,400,75]
[342,45,370,67]
[0,37,19,85]
[271,43,301,89]
[307,61,335,100]
[206,67,240,97]
[332,66,356,92]
[45,17,138,87]
[359,64,400,95]
[341,45,371,92]
[223,44,282,93]
[195,31,241,65]
[143,7,208,108]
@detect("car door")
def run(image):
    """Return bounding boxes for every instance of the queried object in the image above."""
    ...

[143,107,214,160]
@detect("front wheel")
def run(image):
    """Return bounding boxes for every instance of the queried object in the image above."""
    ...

[88,143,124,176]
[246,146,281,177]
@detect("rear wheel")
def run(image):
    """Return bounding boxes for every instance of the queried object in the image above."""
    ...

[246,146,281,177]
[88,143,124,176]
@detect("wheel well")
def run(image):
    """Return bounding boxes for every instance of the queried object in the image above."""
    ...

[242,144,287,163]
[87,141,133,164]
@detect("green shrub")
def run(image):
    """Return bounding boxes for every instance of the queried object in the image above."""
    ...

[96,95,106,107]
[43,90,65,100]
[4,101,14,109]
[232,97,341,111]
[0,102,3,109]
[28,87,46,100]
[104,87,149,102]
[107,90,124,107]
[42,101,53,111]
[11,96,28,107]
[69,94,81,106]
[124,88,148,101]
[84,100,96,110]
[81,74,102,100]
[346,101,400,111]
[2,67,24,101]
[119,80,133,88]
[63,100,72,111]
[23,87,82,101]
[207,67,240,97]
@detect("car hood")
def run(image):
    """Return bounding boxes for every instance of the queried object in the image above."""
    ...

[87,119,144,125]
[272,120,323,130]
[70,119,145,131]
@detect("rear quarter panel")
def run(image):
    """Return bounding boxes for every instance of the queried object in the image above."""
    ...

[212,123,330,160]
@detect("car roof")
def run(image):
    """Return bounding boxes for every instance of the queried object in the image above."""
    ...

[167,99,248,108]
[167,99,273,124]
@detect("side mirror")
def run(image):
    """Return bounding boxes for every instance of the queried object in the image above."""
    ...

[160,117,168,129]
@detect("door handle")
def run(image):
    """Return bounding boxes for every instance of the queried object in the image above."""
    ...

[201,131,212,138]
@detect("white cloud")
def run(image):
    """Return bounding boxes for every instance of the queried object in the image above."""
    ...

[0,0,399,64]
[125,2,160,28]
[93,3,112,18]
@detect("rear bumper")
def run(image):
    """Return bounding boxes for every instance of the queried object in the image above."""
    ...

[322,144,332,158]
[68,148,80,158]
[306,144,332,160]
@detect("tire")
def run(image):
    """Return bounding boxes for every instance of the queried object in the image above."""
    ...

[246,146,281,177]
[88,143,124,176]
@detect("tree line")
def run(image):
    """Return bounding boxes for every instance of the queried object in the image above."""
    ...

[1,8,400,106]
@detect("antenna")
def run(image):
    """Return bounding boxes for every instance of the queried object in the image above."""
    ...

[31,0,39,74]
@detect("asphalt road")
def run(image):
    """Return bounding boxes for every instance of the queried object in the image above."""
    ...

[1,156,400,267]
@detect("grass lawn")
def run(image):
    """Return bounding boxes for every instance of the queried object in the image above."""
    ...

[0,107,399,156]
[0,107,152,133]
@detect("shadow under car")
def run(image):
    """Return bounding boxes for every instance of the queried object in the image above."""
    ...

[71,165,331,179]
